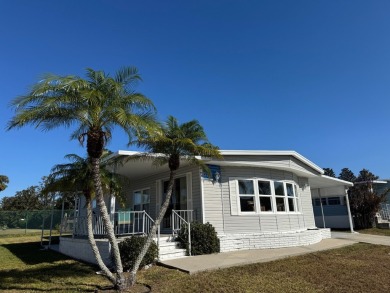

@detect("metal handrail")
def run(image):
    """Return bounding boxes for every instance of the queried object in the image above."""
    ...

[172,209,193,256]
[72,210,154,237]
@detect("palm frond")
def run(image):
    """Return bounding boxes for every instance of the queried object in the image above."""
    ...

[133,115,221,172]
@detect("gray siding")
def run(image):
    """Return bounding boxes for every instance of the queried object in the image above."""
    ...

[203,166,317,234]
[298,177,316,228]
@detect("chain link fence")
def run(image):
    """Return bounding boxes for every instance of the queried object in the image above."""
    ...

[0,209,74,236]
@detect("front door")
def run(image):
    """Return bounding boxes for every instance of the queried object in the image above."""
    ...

[161,176,187,229]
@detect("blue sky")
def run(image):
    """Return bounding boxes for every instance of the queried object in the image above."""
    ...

[1,0,390,199]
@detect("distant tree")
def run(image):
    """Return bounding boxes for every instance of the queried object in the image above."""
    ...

[323,168,336,178]
[338,168,356,182]
[348,169,388,229]
[1,186,43,211]
[0,175,9,192]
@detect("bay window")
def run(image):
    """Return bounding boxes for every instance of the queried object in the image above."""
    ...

[236,178,299,214]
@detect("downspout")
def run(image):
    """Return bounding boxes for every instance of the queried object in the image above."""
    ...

[318,189,326,228]
[345,187,354,233]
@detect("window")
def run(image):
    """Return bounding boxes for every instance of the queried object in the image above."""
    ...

[236,178,299,214]
[274,181,286,211]
[286,183,297,212]
[314,197,341,206]
[133,188,150,213]
[258,180,272,212]
[328,197,341,205]
[314,198,327,206]
[238,180,255,212]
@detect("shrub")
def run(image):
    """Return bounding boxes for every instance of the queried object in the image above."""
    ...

[118,236,159,271]
[177,221,220,256]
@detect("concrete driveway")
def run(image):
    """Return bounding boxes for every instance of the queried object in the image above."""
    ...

[331,231,390,246]
[160,232,390,274]
[159,238,355,274]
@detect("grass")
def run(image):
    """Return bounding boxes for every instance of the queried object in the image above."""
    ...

[0,228,46,236]
[0,234,112,292]
[136,243,390,293]
[357,228,390,237]
[1,234,390,292]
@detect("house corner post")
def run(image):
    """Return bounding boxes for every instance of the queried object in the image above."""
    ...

[345,187,354,233]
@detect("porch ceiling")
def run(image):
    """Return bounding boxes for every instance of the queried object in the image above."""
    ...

[309,175,353,189]
[111,151,190,180]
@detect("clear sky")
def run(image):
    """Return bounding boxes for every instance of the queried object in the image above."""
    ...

[1,0,390,200]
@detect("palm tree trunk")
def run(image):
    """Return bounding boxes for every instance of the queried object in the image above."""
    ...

[85,195,116,284]
[129,171,176,286]
[91,157,125,290]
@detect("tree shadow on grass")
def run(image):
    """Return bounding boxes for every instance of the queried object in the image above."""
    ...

[2,241,70,265]
[0,241,113,291]
[0,260,113,292]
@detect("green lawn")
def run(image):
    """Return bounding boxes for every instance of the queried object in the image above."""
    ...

[1,234,390,292]
[0,234,112,292]
[0,228,40,234]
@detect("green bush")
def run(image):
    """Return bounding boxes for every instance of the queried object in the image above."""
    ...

[118,236,158,271]
[177,221,220,256]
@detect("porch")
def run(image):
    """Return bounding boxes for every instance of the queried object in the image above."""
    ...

[69,209,193,238]
[58,209,194,265]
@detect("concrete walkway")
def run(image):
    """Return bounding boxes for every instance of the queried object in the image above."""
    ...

[159,238,355,274]
[331,231,390,246]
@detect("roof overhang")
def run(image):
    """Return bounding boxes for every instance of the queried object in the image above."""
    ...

[309,175,353,189]
[205,150,324,177]
[110,149,325,180]
[108,150,191,180]
[354,180,388,185]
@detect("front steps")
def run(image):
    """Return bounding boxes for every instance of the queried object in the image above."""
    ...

[156,235,187,261]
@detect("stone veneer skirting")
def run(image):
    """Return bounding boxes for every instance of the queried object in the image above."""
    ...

[59,229,331,264]
[219,229,331,252]
[59,237,112,266]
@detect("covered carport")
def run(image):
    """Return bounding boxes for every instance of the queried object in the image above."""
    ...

[309,175,354,232]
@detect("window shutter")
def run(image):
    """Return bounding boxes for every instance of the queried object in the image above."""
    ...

[229,178,239,215]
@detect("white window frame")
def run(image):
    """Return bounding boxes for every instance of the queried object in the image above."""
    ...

[236,179,257,214]
[235,177,300,215]
[257,179,274,213]
[133,188,151,212]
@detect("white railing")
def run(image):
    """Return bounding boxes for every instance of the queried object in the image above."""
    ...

[172,209,193,256]
[73,211,154,237]
[380,204,390,221]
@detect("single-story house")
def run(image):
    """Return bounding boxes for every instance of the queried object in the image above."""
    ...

[59,150,354,264]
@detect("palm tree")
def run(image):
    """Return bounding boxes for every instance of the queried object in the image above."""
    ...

[8,66,156,289]
[0,175,9,192]
[44,152,122,283]
[129,115,221,285]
